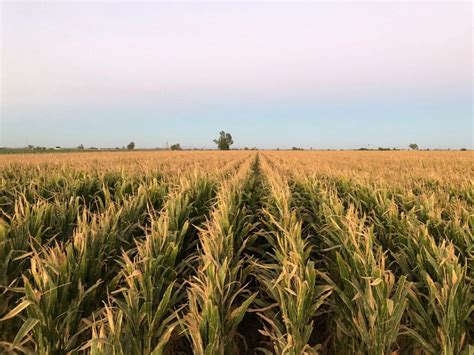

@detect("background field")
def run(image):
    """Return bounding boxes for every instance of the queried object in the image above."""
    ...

[0,151,472,354]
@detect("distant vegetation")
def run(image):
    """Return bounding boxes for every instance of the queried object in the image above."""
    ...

[213,131,233,150]
[1,138,472,154]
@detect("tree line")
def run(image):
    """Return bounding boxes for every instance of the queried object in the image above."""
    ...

[8,134,470,152]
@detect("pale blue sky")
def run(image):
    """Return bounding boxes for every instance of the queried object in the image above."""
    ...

[1,2,472,149]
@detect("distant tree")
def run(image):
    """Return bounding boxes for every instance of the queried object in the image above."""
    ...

[170,143,182,151]
[77,144,84,150]
[409,143,419,150]
[127,142,135,150]
[460,148,467,151]
[27,145,34,150]
[292,147,304,151]
[213,131,233,150]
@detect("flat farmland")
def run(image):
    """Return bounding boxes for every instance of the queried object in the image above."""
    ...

[0,151,472,354]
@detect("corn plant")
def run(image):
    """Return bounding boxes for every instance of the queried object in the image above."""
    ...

[85,174,216,354]
[293,176,411,354]
[403,237,471,354]
[320,209,409,354]
[185,158,258,354]
[1,244,102,353]
[253,159,332,354]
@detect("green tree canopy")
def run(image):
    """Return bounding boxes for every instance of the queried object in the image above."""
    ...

[213,131,233,150]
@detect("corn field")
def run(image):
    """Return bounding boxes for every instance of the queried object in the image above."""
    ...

[0,150,472,354]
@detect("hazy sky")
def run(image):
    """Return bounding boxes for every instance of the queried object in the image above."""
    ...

[1,1,472,149]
